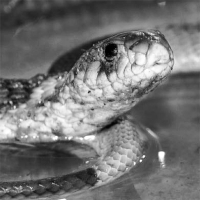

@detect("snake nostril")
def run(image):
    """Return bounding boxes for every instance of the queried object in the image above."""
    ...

[104,43,118,62]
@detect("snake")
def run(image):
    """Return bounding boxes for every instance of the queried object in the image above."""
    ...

[0,30,174,199]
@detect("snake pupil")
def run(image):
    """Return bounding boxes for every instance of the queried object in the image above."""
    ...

[105,43,118,61]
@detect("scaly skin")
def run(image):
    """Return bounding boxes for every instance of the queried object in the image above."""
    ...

[0,30,173,142]
[0,30,173,199]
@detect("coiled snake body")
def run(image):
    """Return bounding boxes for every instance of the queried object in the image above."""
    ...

[0,30,174,199]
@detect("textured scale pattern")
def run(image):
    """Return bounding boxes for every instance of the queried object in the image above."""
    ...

[0,30,174,199]
[0,74,46,111]
[93,120,145,185]
[0,168,97,198]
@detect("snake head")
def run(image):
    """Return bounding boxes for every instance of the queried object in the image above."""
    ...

[67,30,174,112]
[54,30,175,133]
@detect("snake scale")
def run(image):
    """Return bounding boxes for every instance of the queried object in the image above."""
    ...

[0,30,174,199]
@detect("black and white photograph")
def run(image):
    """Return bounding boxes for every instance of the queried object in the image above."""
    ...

[0,0,199,200]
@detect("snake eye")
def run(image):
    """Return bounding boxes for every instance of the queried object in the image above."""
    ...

[104,43,118,62]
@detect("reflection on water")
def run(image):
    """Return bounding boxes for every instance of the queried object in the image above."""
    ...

[0,141,98,182]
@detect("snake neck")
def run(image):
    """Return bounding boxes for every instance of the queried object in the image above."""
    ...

[0,72,136,143]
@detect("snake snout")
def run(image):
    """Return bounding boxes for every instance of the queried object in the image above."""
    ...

[124,31,174,80]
